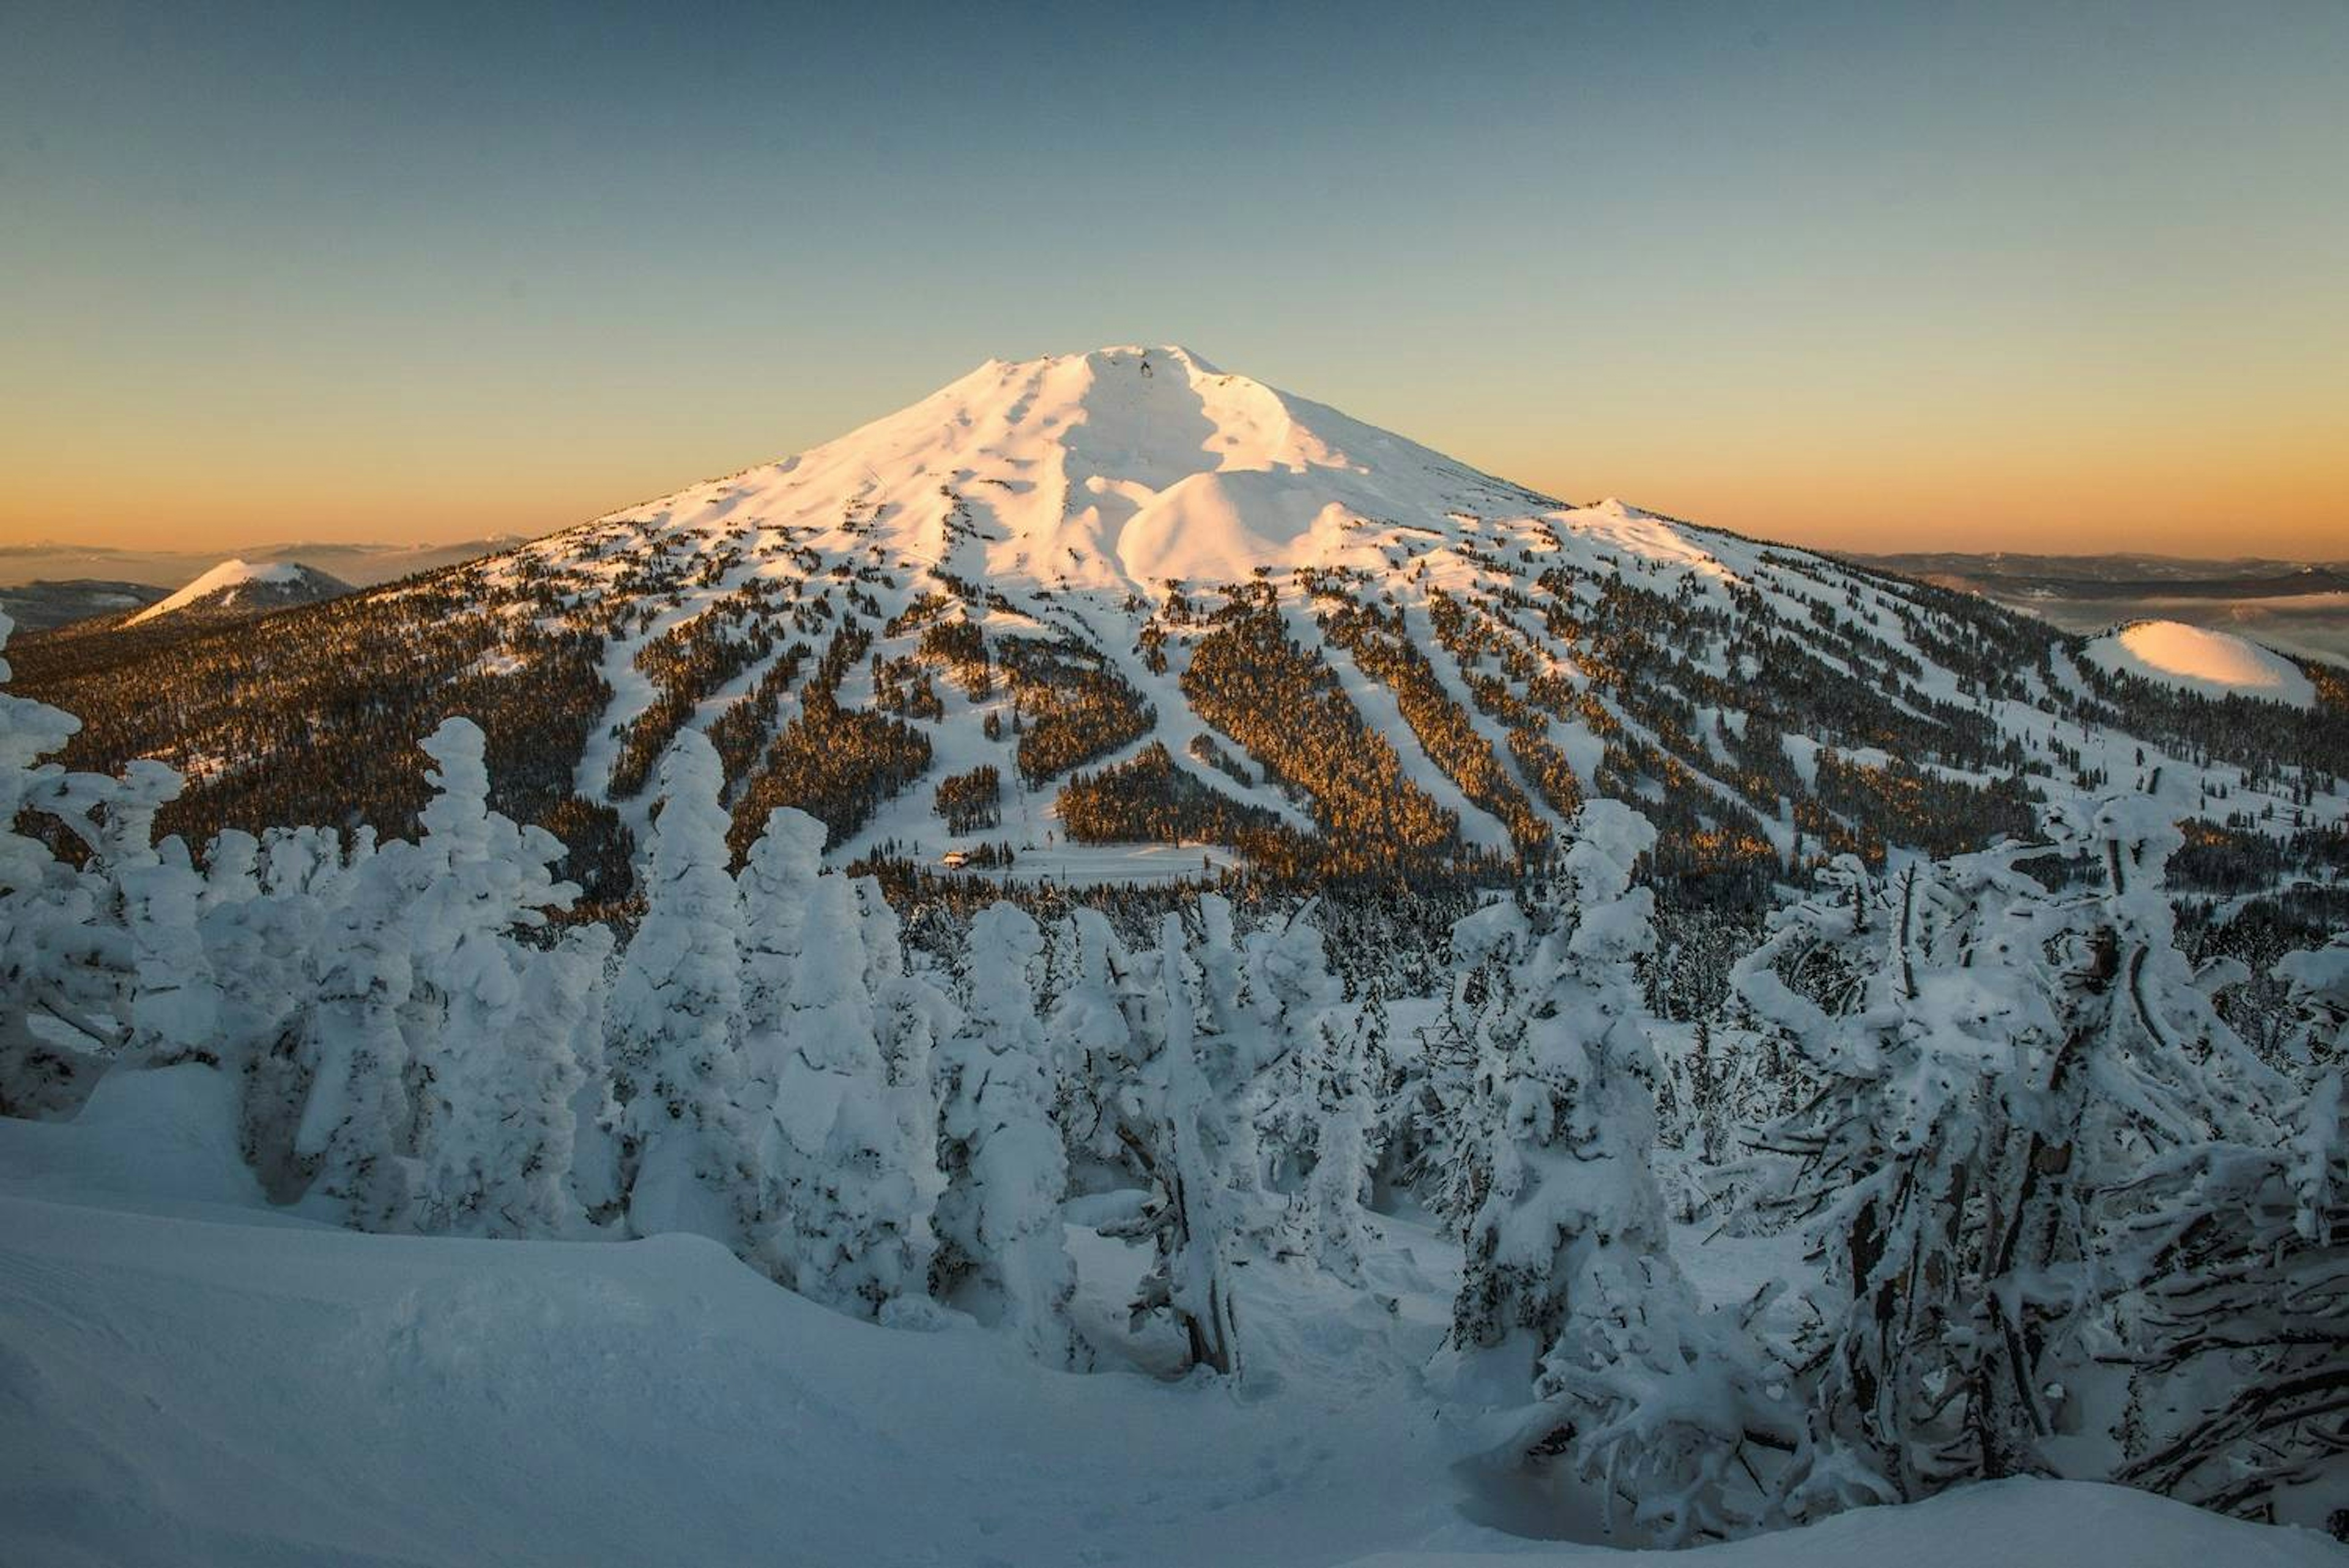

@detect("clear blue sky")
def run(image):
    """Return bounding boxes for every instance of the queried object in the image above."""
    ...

[4,0,2344,556]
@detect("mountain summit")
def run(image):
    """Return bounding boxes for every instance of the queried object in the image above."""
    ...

[598,345,1560,596]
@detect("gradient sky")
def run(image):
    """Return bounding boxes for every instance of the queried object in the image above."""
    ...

[4,1,2345,559]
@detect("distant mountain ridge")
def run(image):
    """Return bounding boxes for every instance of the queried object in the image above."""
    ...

[1848,549,2348,584]
[0,537,519,592]
[1847,549,2349,666]
[0,579,168,633]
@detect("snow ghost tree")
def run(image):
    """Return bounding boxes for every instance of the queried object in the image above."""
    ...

[102,762,221,1070]
[1746,796,2280,1508]
[859,874,950,1276]
[933,902,1086,1367]
[1246,905,1374,1277]
[736,805,825,1112]
[1406,897,1533,1233]
[606,730,756,1245]
[407,720,596,1237]
[1291,1004,1380,1279]
[1737,845,2076,1505]
[1042,907,1152,1179]
[218,827,347,1195]
[2104,943,2348,1530]
[292,838,423,1230]
[760,860,937,1318]
[0,612,130,1116]
[1453,802,1794,1546]
[2275,935,2347,1076]
[1107,908,1249,1377]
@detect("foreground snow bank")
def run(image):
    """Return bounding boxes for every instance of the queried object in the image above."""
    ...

[2,1071,2338,1567]
[1345,1480,2346,1566]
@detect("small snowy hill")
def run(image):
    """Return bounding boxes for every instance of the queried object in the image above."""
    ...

[125,558,351,625]
[3,1067,2337,1568]
[2083,620,2317,708]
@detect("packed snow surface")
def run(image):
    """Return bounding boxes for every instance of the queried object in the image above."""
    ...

[2082,619,2316,707]
[2,1067,2339,1568]
[125,558,322,624]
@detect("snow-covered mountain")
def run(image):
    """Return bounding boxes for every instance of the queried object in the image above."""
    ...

[125,558,351,625]
[14,346,2346,903]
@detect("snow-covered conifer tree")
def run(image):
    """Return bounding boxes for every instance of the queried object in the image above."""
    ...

[761,861,937,1317]
[860,875,950,1259]
[736,805,825,1110]
[0,616,150,1114]
[406,720,595,1237]
[1246,905,1376,1276]
[2102,942,2347,1528]
[2276,935,2347,1074]
[606,730,755,1244]
[1405,897,1533,1232]
[70,758,218,1074]
[1748,797,2277,1506]
[1452,804,1661,1363]
[933,902,1086,1365]
[1042,907,1152,1178]
[1295,1003,1380,1278]
[292,838,423,1230]
[1116,908,1245,1375]
[427,921,610,1238]
[1449,803,1798,1545]
[215,826,349,1195]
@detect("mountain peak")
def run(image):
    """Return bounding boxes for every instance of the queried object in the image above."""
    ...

[593,346,1555,596]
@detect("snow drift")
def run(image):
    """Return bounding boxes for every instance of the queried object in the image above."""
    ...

[2,1066,2339,1568]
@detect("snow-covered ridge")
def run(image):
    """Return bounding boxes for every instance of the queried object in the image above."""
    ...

[2083,619,2316,707]
[127,558,348,625]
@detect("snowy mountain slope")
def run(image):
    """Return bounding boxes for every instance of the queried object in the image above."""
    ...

[125,557,351,625]
[486,345,2340,877]
[16,346,2347,898]
[4,1068,2338,1568]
